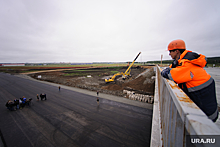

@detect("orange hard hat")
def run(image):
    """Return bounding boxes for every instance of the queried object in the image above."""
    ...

[167,39,186,51]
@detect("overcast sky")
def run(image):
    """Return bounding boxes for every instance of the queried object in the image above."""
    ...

[0,0,220,63]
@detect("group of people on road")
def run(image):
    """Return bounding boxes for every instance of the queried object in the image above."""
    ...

[6,93,47,111]
[5,96,32,111]
[36,93,47,101]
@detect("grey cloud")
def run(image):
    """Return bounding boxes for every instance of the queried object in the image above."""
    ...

[0,0,220,63]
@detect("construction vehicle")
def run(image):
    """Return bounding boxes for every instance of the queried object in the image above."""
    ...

[105,52,141,83]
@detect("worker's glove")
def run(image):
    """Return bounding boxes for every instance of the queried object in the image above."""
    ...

[161,68,170,79]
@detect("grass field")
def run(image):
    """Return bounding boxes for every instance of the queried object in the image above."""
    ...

[1,62,218,75]
[0,63,139,74]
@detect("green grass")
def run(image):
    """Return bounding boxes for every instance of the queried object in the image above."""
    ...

[63,73,87,76]
[110,71,119,74]
[24,63,129,68]
[0,63,142,74]
[206,64,220,67]
[0,63,141,69]
[63,69,98,73]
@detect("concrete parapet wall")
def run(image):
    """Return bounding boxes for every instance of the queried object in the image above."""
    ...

[150,65,220,147]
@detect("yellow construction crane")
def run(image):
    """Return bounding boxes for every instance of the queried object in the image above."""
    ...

[105,52,141,83]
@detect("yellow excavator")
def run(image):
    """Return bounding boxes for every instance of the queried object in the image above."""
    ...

[105,52,141,83]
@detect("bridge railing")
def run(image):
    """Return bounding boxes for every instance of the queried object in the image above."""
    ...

[150,65,220,147]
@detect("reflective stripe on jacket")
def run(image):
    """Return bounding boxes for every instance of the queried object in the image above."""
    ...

[168,50,211,90]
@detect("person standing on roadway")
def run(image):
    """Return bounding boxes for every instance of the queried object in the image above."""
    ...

[37,94,39,101]
[97,90,99,96]
[22,96,27,105]
[161,39,218,122]
[97,97,99,105]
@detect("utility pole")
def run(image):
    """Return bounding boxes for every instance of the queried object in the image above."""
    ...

[161,54,163,66]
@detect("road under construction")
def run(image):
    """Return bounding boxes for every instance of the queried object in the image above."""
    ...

[1,64,220,146]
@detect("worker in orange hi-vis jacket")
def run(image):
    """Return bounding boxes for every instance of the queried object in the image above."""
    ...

[161,39,218,122]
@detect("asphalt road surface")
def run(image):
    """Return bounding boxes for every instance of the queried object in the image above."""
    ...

[0,73,153,147]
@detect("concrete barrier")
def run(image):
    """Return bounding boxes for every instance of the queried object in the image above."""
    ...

[150,65,220,147]
[123,90,154,104]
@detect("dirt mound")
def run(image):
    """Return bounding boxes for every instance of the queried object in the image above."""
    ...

[101,68,155,94]
[101,84,123,91]
[124,75,154,92]
[102,76,154,93]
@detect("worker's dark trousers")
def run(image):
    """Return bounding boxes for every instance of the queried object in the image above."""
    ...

[188,80,219,122]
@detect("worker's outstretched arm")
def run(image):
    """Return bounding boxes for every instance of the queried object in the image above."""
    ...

[161,68,170,79]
